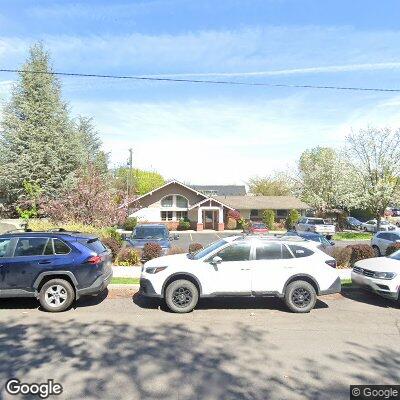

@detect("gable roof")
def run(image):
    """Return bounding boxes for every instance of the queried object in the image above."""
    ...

[214,196,310,210]
[190,185,247,196]
[188,197,235,211]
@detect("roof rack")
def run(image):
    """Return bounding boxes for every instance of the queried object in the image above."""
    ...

[234,233,309,242]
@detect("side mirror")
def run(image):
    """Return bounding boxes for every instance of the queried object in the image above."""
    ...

[210,256,222,265]
[174,234,180,240]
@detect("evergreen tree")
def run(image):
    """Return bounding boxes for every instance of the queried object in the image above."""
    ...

[0,43,86,203]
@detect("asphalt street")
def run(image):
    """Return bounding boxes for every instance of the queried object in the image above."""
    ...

[0,289,399,400]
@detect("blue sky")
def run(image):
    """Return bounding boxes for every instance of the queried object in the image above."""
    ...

[1,0,400,184]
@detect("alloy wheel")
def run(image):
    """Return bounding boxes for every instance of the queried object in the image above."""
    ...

[291,287,312,308]
[45,285,68,308]
[172,287,193,308]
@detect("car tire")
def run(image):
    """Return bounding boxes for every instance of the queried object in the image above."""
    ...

[165,279,199,313]
[284,280,316,313]
[39,279,75,312]
[372,245,381,257]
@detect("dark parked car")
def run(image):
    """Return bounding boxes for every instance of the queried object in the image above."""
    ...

[346,216,363,230]
[0,231,112,312]
[126,224,178,254]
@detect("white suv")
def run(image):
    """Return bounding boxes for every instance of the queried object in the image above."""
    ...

[140,236,341,313]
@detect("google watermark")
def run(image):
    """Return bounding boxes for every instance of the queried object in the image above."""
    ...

[351,385,400,400]
[5,378,63,399]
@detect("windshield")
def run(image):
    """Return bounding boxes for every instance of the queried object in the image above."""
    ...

[389,250,400,260]
[132,227,167,240]
[189,239,227,260]
[308,219,325,225]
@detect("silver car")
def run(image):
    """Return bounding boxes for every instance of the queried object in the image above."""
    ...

[371,231,400,256]
[361,219,397,233]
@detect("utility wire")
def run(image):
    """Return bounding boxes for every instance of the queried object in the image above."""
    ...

[0,68,400,93]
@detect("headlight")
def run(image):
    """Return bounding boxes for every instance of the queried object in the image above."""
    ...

[373,271,397,280]
[146,266,168,274]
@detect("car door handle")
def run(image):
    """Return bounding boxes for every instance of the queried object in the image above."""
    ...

[38,260,52,265]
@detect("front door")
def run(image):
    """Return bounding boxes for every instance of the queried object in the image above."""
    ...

[0,238,13,291]
[203,210,216,229]
[207,241,252,294]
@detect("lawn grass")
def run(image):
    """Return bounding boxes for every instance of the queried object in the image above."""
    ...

[340,278,353,287]
[333,232,372,241]
[111,277,140,285]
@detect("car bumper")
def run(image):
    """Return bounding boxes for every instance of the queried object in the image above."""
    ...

[77,270,113,298]
[351,272,399,300]
[139,278,162,298]
[319,276,341,295]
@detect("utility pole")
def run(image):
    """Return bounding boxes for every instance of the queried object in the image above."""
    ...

[127,148,133,199]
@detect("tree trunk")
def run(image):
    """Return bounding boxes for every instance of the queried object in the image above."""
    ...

[376,213,381,232]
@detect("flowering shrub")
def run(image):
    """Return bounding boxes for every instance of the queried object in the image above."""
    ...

[226,217,237,230]
[101,237,122,261]
[346,244,374,266]
[385,242,400,256]
[115,247,141,266]
[123,217,137,231]
[168,246,186,255]
[189,243,203,253]
[142,242,163,261]
[228,210,241,221]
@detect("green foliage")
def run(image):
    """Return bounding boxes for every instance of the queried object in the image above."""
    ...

[262,210,275,229]
[142,242,163,261]
[103,227,123,244]
[334,232,372,240]
[115,247,141,266]
[285,209,300,230]
[178,218,191,230]
[248,173,292,196]
[114,167,165,195]
[385,242,400,256]
[123,217,137,231]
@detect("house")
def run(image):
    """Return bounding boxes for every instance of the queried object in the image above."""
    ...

[191,185,246,196]
[127,180,310,231]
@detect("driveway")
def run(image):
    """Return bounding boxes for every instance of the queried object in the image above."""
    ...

[0,290,399,399]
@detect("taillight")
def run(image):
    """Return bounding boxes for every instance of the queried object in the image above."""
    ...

[325,260,337,268]
[87,255,103,264]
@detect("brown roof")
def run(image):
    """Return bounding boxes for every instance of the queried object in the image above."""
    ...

[214,195,310,210]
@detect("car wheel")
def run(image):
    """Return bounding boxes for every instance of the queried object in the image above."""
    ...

[284,280,316,313]
[39,279,75,312]
[372,245,381,257]
[165,279,199,313]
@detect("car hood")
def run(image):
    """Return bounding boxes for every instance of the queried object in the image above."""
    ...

[145,253,189,267]
[128,238,169,248]
[354,257,400,272]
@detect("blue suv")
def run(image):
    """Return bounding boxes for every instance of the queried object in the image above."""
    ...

[0,230,112,312]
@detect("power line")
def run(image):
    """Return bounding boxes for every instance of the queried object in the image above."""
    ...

[0,68,400,93]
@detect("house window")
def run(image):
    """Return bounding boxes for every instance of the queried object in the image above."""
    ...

[161,196,173,207]
[276,210,287,218]
[176,195,188,208]
[161,211,173,221]
[176,211,188,220]
[250,209,259,218]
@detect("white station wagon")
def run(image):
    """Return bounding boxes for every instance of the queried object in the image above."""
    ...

[140,235,341,313]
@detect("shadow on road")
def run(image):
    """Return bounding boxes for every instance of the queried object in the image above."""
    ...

[0,289,109,311]
[132,292,329,313]
[0,315,398,399]
[341,287,399,309]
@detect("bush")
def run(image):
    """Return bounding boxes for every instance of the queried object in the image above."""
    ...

[168,246,186,255]
[228,210,241,221]
[226,217,237,230]
[346,244,375,266]
[115,247,141,266]
[101,237,122,261]
[331,246,352,268]
[142,242,163,261]
[178,218,191,231]
[285,209,300,230]
[189,242,203,253]
[385,242,400,256]
[123,217,137,231]
[262,210,275,229]
[103,227,123,243]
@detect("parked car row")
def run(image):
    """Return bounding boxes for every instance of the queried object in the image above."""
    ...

[1,228,399,314]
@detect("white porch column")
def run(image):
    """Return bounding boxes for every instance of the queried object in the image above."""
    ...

[218,207,224,223]
[197,207,203,224]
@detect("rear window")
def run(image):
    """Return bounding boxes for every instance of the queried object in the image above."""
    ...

[79,238,106,254]
[0,239,12,257]
[14,237,48,257]
[288,245,314,258]
[307,219,325,225]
